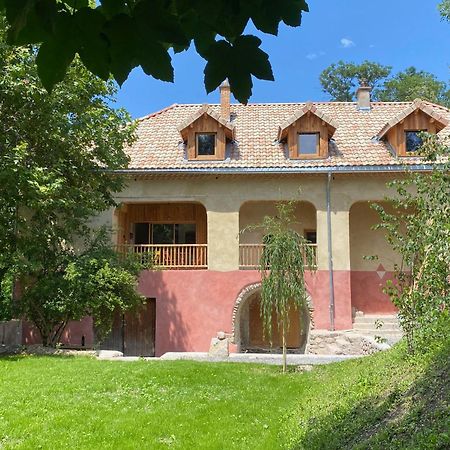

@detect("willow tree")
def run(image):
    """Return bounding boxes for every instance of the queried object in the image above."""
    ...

[254,201,316,372]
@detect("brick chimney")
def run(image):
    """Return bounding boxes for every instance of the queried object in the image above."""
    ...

[220,79,230,120]
[356,81,372,111]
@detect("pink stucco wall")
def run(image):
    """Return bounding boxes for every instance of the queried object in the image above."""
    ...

[351,271,398,314]
[22,317,94,347]
[138,269,353,356]
[20,269,395,353]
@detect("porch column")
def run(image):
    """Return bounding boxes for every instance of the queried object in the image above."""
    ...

[315,190,352,330]
[205,198,240,271]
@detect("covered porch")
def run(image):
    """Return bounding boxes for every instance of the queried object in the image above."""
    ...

[239,201,318,269]
[115,202,207,269]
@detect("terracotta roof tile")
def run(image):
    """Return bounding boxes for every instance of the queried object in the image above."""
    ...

[124,101,450,171]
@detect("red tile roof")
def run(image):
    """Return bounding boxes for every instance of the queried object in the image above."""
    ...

[125,100,450,172]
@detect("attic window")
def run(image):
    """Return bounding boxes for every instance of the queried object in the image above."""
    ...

[405,130,425,153]
[298,133,319,156]
[196,133,216,156]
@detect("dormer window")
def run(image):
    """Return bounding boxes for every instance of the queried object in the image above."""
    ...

[278,103,337,161]
[196,133,216,157]
[177,105,234,161]
[405,130,425,153]
[298,133,320,156]
[376,100,449,157]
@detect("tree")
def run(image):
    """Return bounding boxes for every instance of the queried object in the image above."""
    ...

[18,232,146,347]
[439,0,450,21]
[0,0,310,104]
[246,202,315,372]
[319,60,392,101]
[0,17,144,344]
[376,67,450,108]
[320,61,450,107]
[372,135,450,354]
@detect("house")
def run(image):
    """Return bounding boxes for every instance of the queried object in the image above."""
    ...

[22,82,450,356]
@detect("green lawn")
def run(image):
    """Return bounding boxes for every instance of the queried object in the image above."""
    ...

[0,342,448,449]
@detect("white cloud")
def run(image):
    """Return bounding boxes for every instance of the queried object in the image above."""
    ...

[340,38,355,48]
[306,51,326,60]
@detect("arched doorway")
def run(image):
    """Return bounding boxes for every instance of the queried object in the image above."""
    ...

[232,283,313,353]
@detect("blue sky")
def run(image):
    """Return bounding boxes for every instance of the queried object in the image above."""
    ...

[114,0,450,118]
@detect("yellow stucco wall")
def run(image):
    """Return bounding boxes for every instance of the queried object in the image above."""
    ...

[90,173,402,271]
[239,201,316,243]
[350,201,402,271]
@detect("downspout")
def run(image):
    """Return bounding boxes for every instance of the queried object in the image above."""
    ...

[326,172,335,331]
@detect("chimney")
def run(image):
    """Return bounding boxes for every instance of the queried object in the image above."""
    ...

[220,79,230,120]
[356,81,372,111]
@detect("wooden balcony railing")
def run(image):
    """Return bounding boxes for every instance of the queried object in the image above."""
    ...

[239,243,317,270]
[117,244,208,269]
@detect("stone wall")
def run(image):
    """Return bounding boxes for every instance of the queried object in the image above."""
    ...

[306,330,390,356]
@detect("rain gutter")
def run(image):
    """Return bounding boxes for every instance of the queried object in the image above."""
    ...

[110,164,433,175]
[326,172,335,331]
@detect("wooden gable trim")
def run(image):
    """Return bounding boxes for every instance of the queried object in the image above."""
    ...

[377,99,449,140]
[278,102,337,141]
[178,104,234,141]
[281,106,335,160]
[178,104,234,161]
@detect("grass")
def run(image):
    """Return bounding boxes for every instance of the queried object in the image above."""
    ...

[0,341,448,449]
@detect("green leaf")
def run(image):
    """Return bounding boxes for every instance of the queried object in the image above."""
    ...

[36,37,76,91]
[6,0,57,44]
[138,41,174,82]
[245,0,309,35]
[103,13,138,85]
[204,35,273,103]
[99,0,127,18]
[134,0,189,47]
[233,35,274,82]
[203,40,231,93]
[74,7,110,80]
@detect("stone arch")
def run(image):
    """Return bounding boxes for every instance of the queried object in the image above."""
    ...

[231,282,314,353]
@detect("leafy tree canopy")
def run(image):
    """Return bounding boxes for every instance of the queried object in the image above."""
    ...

[375,67,450,107]
[320,61,450,107]
[0,0,310,103]
[373,135,450,354]
[0,16,145,343]
[439,0,450,20]
[319,60,392,101]
[18,232,146,347]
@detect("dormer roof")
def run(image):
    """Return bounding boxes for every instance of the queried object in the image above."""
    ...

[377,98,449,139]
[278,102,338,140]
[177,104,234,140]
[126,100,450,171]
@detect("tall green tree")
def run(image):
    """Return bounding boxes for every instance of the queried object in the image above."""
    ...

[439,0,450,20]
[248,202,315,372]
[320,61,450,107]
[375,67,450,107]
[319,60,392,101]
[0,17,144,344]
[19,232,146,347]
[372,135,450,354]
[0,0,310,103]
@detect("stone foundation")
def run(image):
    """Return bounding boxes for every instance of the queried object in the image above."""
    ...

[306,330,390,355]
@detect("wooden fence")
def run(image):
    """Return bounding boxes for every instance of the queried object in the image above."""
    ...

[239,243,317,269]
[117,244,208,269]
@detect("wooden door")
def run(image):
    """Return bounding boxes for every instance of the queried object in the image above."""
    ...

[123,299,156,357]
[99,299,156,357]
[249,296,301,349]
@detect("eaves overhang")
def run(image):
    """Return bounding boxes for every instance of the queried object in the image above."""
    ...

[108,164,435,176]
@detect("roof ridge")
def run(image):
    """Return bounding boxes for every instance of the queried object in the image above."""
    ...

[137,104,178,121]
